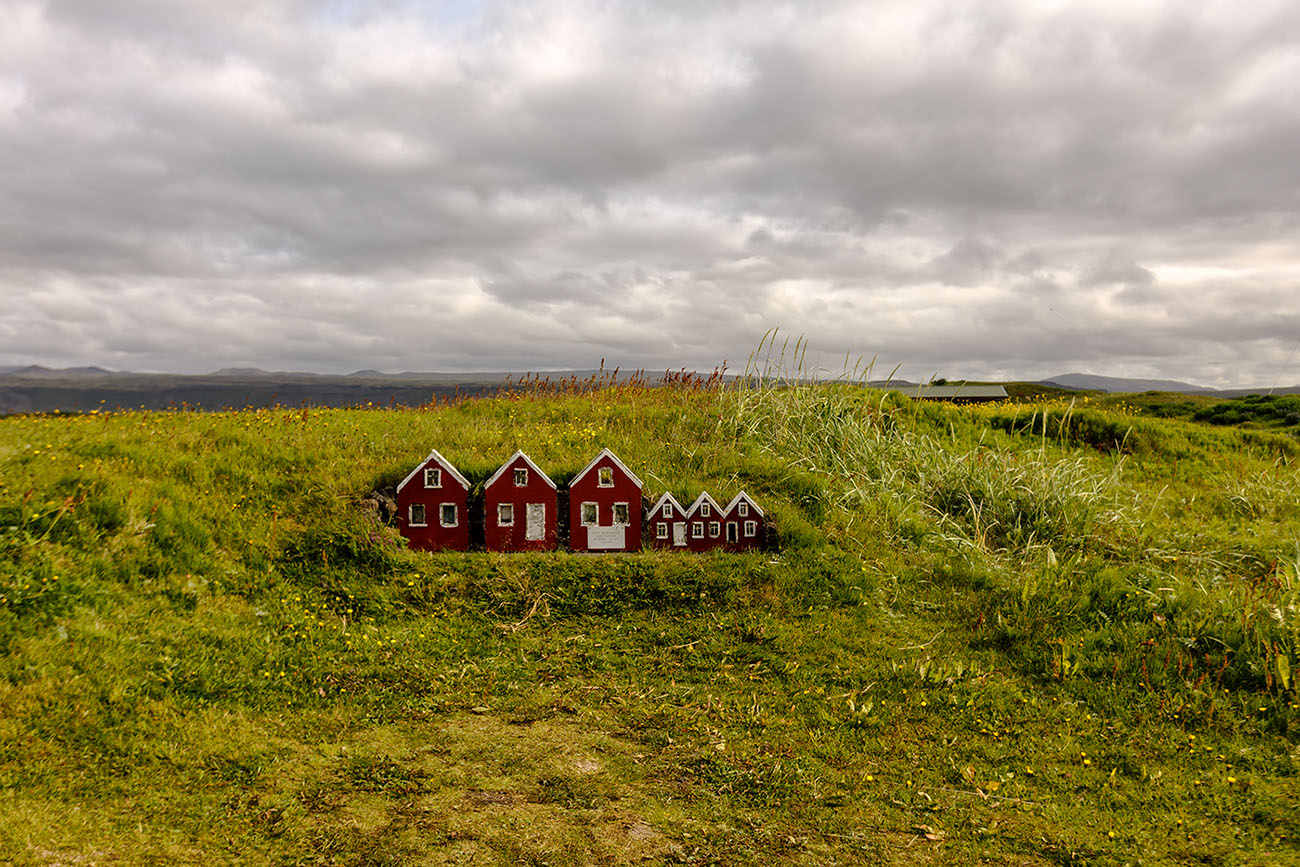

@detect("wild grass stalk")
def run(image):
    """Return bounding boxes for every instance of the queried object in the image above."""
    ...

[732,334,1123,561]
[729,336,1300,698]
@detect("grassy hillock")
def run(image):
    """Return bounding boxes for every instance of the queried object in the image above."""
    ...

[1,374,1297,865]
[1088,391,1300,440]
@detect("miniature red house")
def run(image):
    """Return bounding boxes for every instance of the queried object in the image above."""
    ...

[568,448,643,552]
[396,448,471,552]
[484,450,558,552]
[684,492,724,552]
[722,492,764,551]
[647,492,689,549]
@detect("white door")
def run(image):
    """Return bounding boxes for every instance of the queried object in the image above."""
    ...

[672,523,686,546]
[525,503,545,541]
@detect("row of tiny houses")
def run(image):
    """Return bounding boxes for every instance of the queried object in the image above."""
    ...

[396,447,765,553]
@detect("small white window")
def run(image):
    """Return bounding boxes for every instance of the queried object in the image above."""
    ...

[439,504,457,527]
[656,523,668,539]
[709,521,720,538]
[598,467,614,487]
[726,523,738,543]
[424,468,441,488]
[744,520,758,537]
[692,521,703,538]
[498,503,514,526]
[701,503,711,518]
[661,503,672,518]
[580,502,598,526]
[613,503,629,525]
[409,504,427,527]
[514,468,528,486]
[737,502,748,517]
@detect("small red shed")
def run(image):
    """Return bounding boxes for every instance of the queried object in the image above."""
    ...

[647,492,689,549]
[568,448,643,552]
[395,448,471,552]
[722,492,764,551]
[684,492,724,552]
[483,450,558,552]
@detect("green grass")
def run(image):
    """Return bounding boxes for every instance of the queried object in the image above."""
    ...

[1191,394,1300,434]
[1,377,1298,865]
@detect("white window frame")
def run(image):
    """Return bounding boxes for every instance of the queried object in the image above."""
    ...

[598,467,614,487]
[439,503,458,527]
[709,521,720,538]
[737,502,748,517]
[424,468,441,488]
[692,521,704,538]
[408,503,427,527]
[744,520,758,537]
[498,503,514,526]
[580,501,598,526]
[656,522,668,539]
[612,502,630,525]
[513,468,528,486]
[661,503,672,518]
[700,503,711,518]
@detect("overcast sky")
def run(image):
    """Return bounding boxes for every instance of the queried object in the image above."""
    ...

[3,0,1298,384]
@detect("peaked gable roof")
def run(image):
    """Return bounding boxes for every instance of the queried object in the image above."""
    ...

[685,492,723,518]
[570,447,644,489]
[484,449,557,490]
[724,491,765,518]
[649,492,686,516]
[397,448,471,494]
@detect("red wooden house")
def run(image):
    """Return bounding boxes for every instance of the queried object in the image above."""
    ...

[647,492,689,549]
[722,492,764,551]
[568,448,643,552]
[395,448,471,552]
[684,492,724,552]
[484,450,558,552]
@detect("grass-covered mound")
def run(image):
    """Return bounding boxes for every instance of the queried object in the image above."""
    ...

[1,375,1297,865]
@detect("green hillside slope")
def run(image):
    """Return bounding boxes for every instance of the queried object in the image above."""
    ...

[1,378,1296,865]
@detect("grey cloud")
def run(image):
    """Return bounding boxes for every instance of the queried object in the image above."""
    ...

[1080,256,1155,288]
[482,269,633,307]
[1109,285,1161,307]
[928,238,1005,286]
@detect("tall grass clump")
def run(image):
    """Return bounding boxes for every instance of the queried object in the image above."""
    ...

[729,332,1125,562]
[729,334,1300,697]
[1127,543,1300,694]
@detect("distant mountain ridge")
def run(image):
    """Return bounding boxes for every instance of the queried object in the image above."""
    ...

[1041,372,1215,394]
[1,364,115,377]
[1037,372,1300,398]
[5,365,1300,415]
[0,365,692,414]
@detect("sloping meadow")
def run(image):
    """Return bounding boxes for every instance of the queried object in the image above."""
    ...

[731,377,1300,697]
[1,380,1297,864]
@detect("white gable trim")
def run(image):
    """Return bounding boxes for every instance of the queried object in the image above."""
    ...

[485,449,557,491]
[685,492,723,519]
[397,448,470,494]
[649,492,685,516]
[724,491,765,519]
[571,447,644,489]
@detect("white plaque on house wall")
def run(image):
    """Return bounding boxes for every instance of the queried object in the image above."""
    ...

[586,526,626,549]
